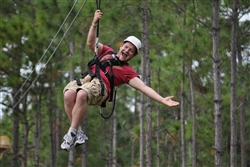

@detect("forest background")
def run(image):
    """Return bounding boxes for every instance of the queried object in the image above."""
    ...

[0,0,250,167]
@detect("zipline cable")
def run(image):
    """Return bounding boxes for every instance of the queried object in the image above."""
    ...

[12,0,87,109]
[13,0,79,101]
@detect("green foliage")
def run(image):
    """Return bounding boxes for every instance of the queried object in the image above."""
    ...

[1,0,250,166]
[0,155,13,166]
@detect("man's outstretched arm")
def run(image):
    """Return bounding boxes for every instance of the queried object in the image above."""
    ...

[129,77,179,107]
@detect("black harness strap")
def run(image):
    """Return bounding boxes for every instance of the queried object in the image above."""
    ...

[95,59,105,96]
[76,78,82,86]
[81,52,127,106]
[100,86,117,119]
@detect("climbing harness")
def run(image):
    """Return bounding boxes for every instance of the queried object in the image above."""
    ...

[82,51,127,101]
[85,0,118,119]
[78,51,128,119]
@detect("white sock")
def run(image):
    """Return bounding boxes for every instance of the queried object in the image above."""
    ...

[69,127,77,135]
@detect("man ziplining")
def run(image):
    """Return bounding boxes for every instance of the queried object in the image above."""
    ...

[61,9,179,151]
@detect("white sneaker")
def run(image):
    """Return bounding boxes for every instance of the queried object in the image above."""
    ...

[74,130,88,147]
[61,131,76,151]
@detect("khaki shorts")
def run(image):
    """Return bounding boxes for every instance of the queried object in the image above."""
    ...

[63,75,108,105]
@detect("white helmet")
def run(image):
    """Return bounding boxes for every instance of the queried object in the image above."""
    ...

[123,36,141,54]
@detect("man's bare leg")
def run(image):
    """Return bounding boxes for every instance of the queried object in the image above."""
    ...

[61,89,88,151]
[70,89,88,129]
[63,89,77,122]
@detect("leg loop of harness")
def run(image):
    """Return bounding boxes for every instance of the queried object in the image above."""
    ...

[81,72,88,79]
[99,79,105,96]
[75,78,82,86]
[81,52,125,119]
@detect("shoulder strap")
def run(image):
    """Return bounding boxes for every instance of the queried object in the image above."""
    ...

[82,51,128,105]
[99,51,116,60]
[100,52,128,67]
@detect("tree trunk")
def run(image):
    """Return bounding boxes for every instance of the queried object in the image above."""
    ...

[238,28,247,167]
[112,109,117,167]
[230,0,238,166]
[80,31,88,167]
[68,149,76,167]
[68,37,75,167]
[189,66,196,167]
[131,90,138,167]
[34,95,41,167]
[164,134,172,167]
[181,5,187,167]
[56,108,62,152]
[69,37,75,81]
[22,94,28,167]
[156,68,161,167]
[49,109,55,167]
[142,1,152,167]
[81,117,88,167]
[139,3,146,167]
[12,88,20,167]
[240,99,246,167]
[238,22,247,167]
[190,1,197,165]
[212,1,223,166]
[100,119,107,162]
[48,88,56,167]
[108,117,113,167]
[139,94,145,167]
[181,58,186,167]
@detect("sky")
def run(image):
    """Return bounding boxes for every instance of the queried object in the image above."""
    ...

[240,12,250,22]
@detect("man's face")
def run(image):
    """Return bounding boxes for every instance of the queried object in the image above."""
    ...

[117,42,137,62]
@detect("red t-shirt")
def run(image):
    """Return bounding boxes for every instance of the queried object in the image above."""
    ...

[90,45,138,99]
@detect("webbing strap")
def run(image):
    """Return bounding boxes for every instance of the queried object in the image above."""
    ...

[83,53,127,103]
[76,78,82,86]
[95,60,105,96]
[107,61,114,102]
[85,59,105,96]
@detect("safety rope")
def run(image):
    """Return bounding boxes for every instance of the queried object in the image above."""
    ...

[100,87,117,119]
[94,0,116,119]
[12,0,87,109]
[94,0,101,56]
[96,0,101,39]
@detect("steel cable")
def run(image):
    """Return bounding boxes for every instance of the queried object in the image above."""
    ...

[12,0,87,109]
